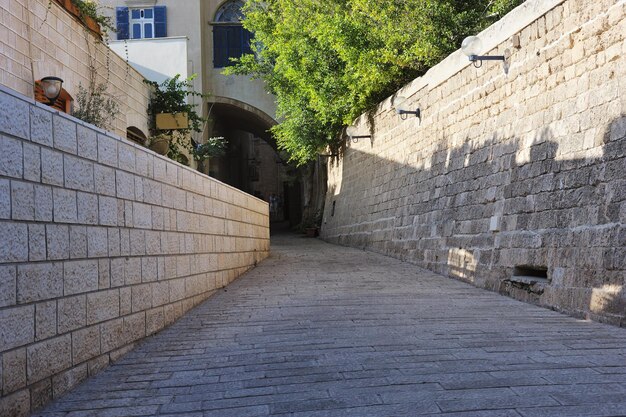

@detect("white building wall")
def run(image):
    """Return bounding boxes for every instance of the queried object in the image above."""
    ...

[109,37,188,84]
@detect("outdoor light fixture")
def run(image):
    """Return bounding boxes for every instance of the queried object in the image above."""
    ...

[40,76,64,105]
[346,125,370,143]
[461,36,510,68]
[394,96,421,121]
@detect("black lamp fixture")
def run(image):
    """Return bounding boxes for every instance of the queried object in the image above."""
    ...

[40,76,64,106]
[461,36,510,69]
[394,96,421,121]
[346,125,371,143]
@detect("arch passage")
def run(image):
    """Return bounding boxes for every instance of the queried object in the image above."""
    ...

[207,99,300,224]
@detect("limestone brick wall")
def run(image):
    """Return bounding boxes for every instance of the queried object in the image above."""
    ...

[0,86,270,416]
[322,0,626,326]
[0,0,150,137]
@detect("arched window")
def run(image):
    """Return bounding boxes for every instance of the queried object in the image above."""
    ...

[126,126,147,145]
[215,0,245,22]
[213,0,253,68]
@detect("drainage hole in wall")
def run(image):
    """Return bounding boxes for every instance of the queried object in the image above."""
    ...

[512,265,549,284]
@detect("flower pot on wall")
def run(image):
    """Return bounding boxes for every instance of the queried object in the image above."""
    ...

[156,113,189,130]
[56,0,102,38]
[61,0,80,17]
[82,14,102,36]
[174,153,189,166]
[305,227,319,237]
[148,135,170,155]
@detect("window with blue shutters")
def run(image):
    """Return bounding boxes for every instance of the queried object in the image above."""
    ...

[213,0,253,68]
[116,7,129,40]
[116,6,166,40]
[154,6,167,38]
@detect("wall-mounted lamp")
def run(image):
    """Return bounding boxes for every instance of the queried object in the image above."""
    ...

[461,36,510,69]
[346,125,370,143]
[394,96,421,121]
[40,76,64,106]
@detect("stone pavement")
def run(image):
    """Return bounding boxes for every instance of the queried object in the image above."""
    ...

[34,235,626,417]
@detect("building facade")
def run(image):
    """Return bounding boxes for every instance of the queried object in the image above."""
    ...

[101,0,291,217]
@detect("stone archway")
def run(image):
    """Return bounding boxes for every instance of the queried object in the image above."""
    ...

[206,97,299,224]
[207,96,278,152]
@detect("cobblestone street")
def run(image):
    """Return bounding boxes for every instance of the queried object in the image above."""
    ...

[34,235,626,417]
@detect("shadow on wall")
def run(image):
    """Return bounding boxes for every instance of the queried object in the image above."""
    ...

[322,114,626,326]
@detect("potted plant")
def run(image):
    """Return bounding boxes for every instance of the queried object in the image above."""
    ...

[300,211,322,237]
[305,226,319,237]
[144,75,227,165]
[52,0,115,38]
[145,75,204,134]
[147,133,170,155]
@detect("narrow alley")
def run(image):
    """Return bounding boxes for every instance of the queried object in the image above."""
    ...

[33,235,626,417]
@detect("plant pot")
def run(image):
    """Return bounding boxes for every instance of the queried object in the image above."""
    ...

[57,0,102,38]
[305,227,319,238]
[149,136,170,155]
[61,0,80,18]
[156,113,189,130]
[174,153,189,166]
[82,14,102,36]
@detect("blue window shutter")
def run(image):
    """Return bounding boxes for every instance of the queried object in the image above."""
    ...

[116,7,129,40]
[213,26,228,67]
[154,6,167,38]
[243,28,253,55]
[227,26,243,65]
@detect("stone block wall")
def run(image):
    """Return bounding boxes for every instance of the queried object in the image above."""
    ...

[0,86,270,416]
[322,0,625,325]
[0,0,151,137]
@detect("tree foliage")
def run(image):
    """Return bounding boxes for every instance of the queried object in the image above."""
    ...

[228,0,523,165]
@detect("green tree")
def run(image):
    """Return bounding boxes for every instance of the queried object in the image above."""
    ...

[228,0,523,165]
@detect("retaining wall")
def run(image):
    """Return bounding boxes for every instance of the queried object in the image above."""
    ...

[1,0,151,137]
[0,86,270,416]
[322,0,626,325]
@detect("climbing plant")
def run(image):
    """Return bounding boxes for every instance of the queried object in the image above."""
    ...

[71,26,120,130]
